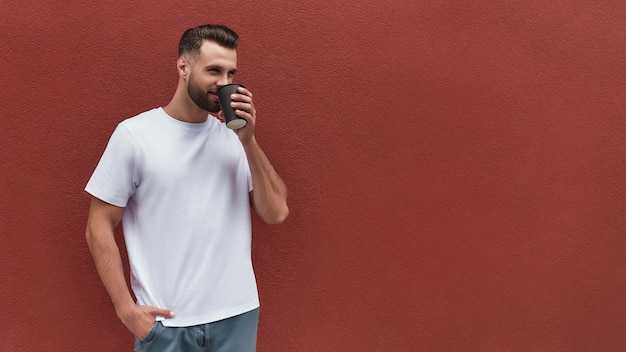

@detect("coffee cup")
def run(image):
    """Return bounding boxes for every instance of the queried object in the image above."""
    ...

[217,83,248,129]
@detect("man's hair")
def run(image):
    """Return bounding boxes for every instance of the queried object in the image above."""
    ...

[178,24,239,58]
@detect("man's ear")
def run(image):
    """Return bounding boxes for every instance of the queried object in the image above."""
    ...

[177,56,189,77]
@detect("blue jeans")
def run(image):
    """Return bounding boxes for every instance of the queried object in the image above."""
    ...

[135,308,259,352]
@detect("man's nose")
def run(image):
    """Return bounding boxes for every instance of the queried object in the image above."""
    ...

[217,75,231,87]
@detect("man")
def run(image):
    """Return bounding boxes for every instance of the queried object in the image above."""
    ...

[85,24,288,352]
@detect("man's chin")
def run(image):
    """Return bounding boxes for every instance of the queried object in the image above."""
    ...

[203,101,222,113]
[193,102,221,113]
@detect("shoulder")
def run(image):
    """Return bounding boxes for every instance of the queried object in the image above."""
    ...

[119,108,161,130]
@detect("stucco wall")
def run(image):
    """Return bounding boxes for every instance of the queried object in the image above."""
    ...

[1,0,625,351]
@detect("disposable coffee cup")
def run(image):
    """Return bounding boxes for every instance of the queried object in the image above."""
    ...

[217,83,248,129]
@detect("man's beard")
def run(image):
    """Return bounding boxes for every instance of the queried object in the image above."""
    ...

[187,72,221,113]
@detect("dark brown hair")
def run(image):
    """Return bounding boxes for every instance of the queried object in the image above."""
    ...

[178,24,239,58]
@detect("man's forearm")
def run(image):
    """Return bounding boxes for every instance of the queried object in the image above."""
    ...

[86,226,135,316]
[242,137,289,224]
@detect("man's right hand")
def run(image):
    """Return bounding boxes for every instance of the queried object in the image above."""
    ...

[117,305,175,339]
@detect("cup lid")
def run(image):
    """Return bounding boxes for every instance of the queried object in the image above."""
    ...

[218,83,245,92]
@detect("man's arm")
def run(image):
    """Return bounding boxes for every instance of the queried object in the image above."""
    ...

[85,197,174,339]
[243,137,289,224]
[227,86,289,224]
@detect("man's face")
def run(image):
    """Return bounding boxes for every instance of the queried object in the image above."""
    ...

[186,41,238,113]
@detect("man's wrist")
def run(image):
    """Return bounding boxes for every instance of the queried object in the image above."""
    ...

[240,135,258,149]
[114,298,137,320]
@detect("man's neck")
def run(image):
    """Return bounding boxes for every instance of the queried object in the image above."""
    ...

[163,90,209,123]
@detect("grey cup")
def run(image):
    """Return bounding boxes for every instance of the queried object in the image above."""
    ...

[217,83,247,129]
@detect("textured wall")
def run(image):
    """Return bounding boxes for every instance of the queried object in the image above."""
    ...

[1,0,625,351]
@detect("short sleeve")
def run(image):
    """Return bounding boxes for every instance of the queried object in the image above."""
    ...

[85,124,139,207]
[239,146,253,192]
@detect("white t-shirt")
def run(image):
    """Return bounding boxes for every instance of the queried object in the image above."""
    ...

[85,108,258,327]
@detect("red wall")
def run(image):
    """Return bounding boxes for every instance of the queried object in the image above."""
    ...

[2,1,625,351]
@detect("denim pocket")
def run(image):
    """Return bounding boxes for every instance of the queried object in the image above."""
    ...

[139,321,160,344]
